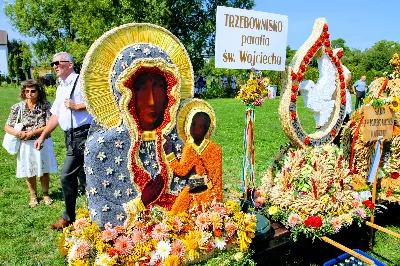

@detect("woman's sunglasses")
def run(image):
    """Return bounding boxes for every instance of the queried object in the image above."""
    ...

[25,89,37,94]
[50,60,69,67]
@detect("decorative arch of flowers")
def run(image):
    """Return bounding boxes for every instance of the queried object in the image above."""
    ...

[279,18,347,148]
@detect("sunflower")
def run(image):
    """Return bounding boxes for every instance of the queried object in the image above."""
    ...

[389,96,400,112]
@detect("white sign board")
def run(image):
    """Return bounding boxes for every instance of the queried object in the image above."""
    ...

[215,6,288,70]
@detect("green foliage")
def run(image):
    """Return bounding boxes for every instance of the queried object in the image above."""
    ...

[7,40,32,83]
[192,248,255,266]
[4,0,254,72]
[44,85,57,97]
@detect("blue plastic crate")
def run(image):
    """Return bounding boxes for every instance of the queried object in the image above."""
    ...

[323,249,385,266]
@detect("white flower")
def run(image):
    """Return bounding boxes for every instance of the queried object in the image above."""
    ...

[121,62,128,70]
[126,188,133,196]
[106,167,113,175]
[175,144,182,151]
[132,44,141,50]
[114,190,121,198]
[91,208,98,217]
[115,140,123,148]
[102,205,109,212]
[117,213,125,221]
[143,48,151,55]
[115,156,122,165]
[118,174,126,181]
[214,237,226,250]
[128,52,135,59]
[97,152,106,161]
[152,163,158,169]
[103,180,110,187]
[140,148,146,153]
[95,253,112,266]
[87,167,94,175]
[116,127,124,134]
[148,251,159,266]
[144,160,150,166]
[148,153,155,159]
[170,133,177,140]
[97,137,104,143]
[118,54,123,60]
[177,153,182,159]
[90,187,97,195]
[155,240,171,260]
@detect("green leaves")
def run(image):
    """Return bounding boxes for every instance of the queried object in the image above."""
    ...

[4,0,255,72]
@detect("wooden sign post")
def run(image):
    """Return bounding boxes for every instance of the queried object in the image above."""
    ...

[363,106,394,142]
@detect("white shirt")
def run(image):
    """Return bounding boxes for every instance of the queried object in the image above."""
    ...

[50,72,93,131]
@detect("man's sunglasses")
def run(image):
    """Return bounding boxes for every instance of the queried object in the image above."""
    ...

[25,89,37,93]
[50,60,69,67]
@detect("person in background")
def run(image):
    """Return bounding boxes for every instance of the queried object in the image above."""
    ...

[353,75,367,109]
[4,80,58,207]
[34,52,93,230]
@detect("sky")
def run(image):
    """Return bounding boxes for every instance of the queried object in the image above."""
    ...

[0,0,399,50]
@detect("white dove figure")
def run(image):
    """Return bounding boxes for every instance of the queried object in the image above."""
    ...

[299,53,337,128]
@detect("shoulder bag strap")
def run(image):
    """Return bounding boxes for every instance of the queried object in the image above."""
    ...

[16,102,23,124]
[69,75,80,140]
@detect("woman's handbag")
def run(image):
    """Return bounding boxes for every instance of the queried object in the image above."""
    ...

[2,103,24,155]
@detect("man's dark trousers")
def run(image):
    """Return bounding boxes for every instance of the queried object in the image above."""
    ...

[61,153,85,222]
[355,90,365,109]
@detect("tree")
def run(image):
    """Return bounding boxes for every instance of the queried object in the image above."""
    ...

[4,0,254,72]
[7,40,32,83]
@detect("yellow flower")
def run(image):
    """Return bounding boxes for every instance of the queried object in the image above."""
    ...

[323,145,333,154]
[389,96,400,112]
[71,260,87,266]
[234,252,244,261]
[363,97,372,105]
[339,213,353,226]
[164,255,181,266]
[320,195,330,204]
[268,206,279,215]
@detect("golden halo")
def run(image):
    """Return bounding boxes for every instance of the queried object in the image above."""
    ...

[176,98,216,142]
[80,23,194,129]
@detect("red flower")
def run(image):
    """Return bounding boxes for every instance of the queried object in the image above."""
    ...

[335,61,341,67]
[304,216,323,229]
[297,73,304,81]
[326,49,333,56]
[316,39,322,46]
[213,229,223,237]
[386,190,393,197]
[291,71,297,80]
[286,183,291,189]
[323,24,329,32]
[108,248,119,257]
[304,56,310,64]
[331,56,337,63]
[362,200,375,210]
[300,64,307,72]
[341,97,346,105]
[324,39,331,47]
[291,93,297,102]
[312,45,318,53]
[340,90,346,97]
[338,67,343,74]
[290,112,297,120]
[324,32,330,39]
[292,85,299,92]
[391,172,399,179]
[304,137,310,145]
[307,50,314,58]
[350,121,356,128]
[340,82,346,89]
[290,150,295,158]
[331,129,337,136]
[337,50,344,58]
[339,75,345,82]
[332,195,337,202]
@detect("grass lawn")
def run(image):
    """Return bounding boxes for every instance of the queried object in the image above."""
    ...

[0,85,399,265]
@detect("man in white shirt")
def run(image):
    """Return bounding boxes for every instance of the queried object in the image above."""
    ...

[34,52,93,230]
